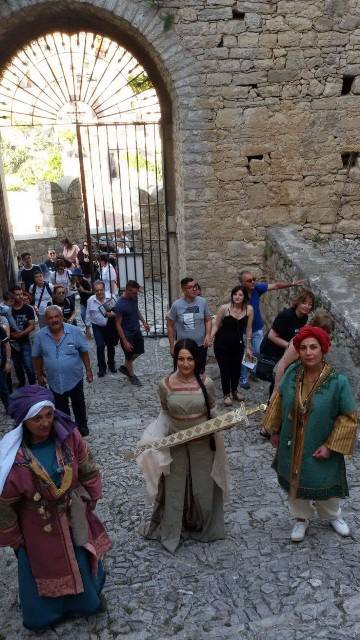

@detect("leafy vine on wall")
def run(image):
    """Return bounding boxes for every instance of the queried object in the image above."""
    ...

[146,0,175,31]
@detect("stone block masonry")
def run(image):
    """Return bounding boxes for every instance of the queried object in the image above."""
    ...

[156,0,360,302]
[264,226,360,400]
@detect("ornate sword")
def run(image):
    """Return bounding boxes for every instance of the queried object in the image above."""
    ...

[133,403,267,459]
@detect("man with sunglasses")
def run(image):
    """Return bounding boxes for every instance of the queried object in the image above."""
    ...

[167,277,212,373]
[239,270,305,389]
[44,249,58,273]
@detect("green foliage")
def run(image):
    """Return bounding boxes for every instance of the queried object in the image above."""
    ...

[59,129,76,145]
[1,142,30,173]
[6,183,23,191]
[123,605,134,615]
[124,151,162,179]
[42,148,63,182]
[1,126,64,188]
[18,160,36,185]
[311,233,323,244]
[160,12,175,31]
[146,0,175,31]
[128,72,153,95]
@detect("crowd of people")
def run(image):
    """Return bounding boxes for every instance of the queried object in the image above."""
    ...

[0,240,357,631]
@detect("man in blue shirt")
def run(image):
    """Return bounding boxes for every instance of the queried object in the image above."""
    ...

[32,305,93,436]
[239,270,305,389]
[115,280,150,387]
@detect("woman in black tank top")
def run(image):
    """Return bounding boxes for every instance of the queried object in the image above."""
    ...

[212,286,254,406]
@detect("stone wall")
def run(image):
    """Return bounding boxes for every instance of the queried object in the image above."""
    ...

[38,177,86,243]
[160,0,360,302]
[264,225,360,399]
[1,1,360,303]
[15,235,59,266]
[0,152,16,294]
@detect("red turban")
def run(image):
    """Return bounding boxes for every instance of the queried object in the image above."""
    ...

[293,326,331,354]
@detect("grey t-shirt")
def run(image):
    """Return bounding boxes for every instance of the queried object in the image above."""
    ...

[167,296,211,346]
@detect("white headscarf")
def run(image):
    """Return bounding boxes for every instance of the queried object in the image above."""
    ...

[0,400,55,494]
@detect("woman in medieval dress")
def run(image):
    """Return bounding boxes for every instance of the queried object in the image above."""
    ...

[262,325,357,543]
[137,338,230,553]
[0,385,111,630]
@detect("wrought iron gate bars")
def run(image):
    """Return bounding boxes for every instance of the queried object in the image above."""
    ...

[77,122,168,336]
[0,31,168,330]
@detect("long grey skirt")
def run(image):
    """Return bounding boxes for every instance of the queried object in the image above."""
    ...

[144,436,225,553]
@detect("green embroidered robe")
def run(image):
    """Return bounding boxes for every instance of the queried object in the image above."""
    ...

[263,362,357,500]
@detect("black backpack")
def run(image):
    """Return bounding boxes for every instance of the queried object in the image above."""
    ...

[30,282,52,308]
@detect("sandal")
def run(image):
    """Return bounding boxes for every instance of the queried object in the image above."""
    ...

[223,395,233,407]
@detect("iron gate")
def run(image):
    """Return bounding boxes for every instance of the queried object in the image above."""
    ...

[77,122,169,336]
[0,30,171,334]
[77,122,168,335]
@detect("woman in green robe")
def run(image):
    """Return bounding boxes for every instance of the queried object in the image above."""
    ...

[263,325,357,543]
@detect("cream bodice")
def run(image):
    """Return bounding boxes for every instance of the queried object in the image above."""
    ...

[158,375,216,433]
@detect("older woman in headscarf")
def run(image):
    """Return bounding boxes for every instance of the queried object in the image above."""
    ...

[263,326,357,543]
[0,385,111,630]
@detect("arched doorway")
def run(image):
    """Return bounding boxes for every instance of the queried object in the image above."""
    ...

[0,28,174,334]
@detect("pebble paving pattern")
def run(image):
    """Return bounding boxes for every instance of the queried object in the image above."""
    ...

[1,337,360,640]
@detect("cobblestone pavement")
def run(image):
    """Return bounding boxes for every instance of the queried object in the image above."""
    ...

[1,338,360,640]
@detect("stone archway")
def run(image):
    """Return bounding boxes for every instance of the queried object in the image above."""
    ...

[0,0,206,300]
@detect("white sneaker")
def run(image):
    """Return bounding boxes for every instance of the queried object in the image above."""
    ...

[291,519,309,542]
[330,517,350,537]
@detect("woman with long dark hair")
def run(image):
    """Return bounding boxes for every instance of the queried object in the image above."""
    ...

[137,338,229,553]
[212,285,253,406]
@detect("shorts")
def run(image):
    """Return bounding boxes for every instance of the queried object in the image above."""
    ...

[120,331,144,361]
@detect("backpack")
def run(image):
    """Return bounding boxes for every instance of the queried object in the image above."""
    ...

[30,282,52,309]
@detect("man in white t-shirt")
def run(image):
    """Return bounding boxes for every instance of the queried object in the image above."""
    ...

[99,255,117,297]
[30,271,53,328]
